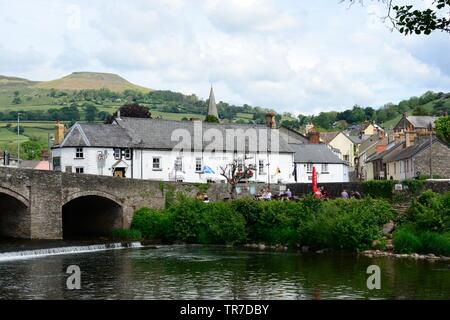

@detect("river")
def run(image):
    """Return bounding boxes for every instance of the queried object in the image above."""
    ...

[0,242,449,300]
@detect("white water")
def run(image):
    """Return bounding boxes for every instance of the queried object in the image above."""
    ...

[0,242,143,262]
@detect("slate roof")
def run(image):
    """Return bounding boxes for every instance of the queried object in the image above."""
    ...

[392,137,446,161]
[366,141,404,162]
[319,132,339,144]
[60,123,132,148]
[406,116,438,129]
[57,117,295,153]
[291,144,348,164]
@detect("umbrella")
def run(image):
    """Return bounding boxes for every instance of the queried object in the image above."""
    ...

[203,166,215,174]
[312,166,321,198]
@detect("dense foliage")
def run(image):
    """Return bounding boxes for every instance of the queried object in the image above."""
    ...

[394,191,450,256]
[362,180,397,199]
[129,196,395,251]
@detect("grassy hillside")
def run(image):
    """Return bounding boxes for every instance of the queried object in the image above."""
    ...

[0,75,39,89]
[33,72,151,92]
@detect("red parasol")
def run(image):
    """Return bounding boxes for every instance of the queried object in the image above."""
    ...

[312,166,321,198]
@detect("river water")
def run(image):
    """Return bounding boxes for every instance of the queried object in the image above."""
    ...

[0,243,449,300]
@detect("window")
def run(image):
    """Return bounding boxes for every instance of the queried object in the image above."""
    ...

[53,157,61,171]
[152,157,161,170]
[321,163,329,173]
[75,167,84,174]
[75,148,83,159]
[394,163,397,174]
[124,148,132,160]
[114,148,121,160]
[308,175,312,181]
[195,158,202,173]
[307,163,313,173]
[175,157,183,171]
[65,166,72,173]
[259,160,265,174]
[343,155,349,162]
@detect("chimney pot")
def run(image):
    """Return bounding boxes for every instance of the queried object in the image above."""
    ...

[265,112,277,129]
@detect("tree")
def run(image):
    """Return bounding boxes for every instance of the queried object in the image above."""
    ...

[12,91,22,104]
[105,103,152,124]
[413,105,430,116]
[220,160,254,199]
[21,140,42,160]
[435,115,450,143]
[347,0,450,35]
[84,104,98,122]
[204,115,220,123]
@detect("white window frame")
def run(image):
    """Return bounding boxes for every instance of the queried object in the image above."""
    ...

[195,157,202,173]
[175,157,183,171]
[321,163,329,173]
[258,159,265,174]
[307,163,313,173]
[124,148,132,160]
[75,167,84,174]
[114,148,121,160]
[152,157,161,171]
[75,148,84,159]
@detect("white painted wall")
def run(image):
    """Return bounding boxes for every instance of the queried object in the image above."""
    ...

[294,163,349,183]
[52,147,295,184]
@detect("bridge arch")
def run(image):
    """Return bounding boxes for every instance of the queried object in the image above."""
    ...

[0,186,31,239]
[62,191,124,239]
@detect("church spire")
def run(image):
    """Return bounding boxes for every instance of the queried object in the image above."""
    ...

[207,86,219,119]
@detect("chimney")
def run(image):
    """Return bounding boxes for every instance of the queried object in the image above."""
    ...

[265,112,277,129]
[376,144,387,154]
[54,121,65,145]
[405,131,416,148]
[308,130,320,144]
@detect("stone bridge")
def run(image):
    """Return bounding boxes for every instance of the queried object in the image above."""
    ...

[0,167,180,239]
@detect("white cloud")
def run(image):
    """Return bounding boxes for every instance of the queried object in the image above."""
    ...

[0,0,449,115]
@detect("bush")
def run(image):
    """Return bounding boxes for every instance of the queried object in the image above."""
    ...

[131,208,171,240]
[393,226,450,256]
[406,190,450,233]
[393,227,422,253]
[168,195,206,243]
[199,202,246,245]
[298,198,395,251]
[362,180,397,199]
[418,232,450,256]
[111,228,142,240]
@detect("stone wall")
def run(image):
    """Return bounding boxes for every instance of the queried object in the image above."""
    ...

[0,167,279,239]
[414,140,450,179]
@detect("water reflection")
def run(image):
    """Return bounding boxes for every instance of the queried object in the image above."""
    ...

[0,246,449,300]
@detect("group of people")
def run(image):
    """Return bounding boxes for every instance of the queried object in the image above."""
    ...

[340,189,361,199]
[256,188,293,201]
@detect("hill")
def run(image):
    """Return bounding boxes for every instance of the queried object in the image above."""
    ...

[33,72,151,92]
[0,75,39,89]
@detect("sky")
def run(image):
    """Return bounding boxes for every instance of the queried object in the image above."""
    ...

[0,0,449,115]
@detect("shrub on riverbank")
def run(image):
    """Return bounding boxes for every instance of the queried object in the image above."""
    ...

[111,228,142,240]
[404,190,450,233]
[393,226,450,256]
[130,196,395,251]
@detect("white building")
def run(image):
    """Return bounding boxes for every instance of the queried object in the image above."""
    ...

[291,144,349,183]
[51,115,298,184]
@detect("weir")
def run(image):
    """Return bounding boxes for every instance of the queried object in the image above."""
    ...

[0,242,143,262]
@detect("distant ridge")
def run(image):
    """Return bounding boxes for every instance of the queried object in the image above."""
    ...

[0,75,39,88]
[33,72,151,92]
